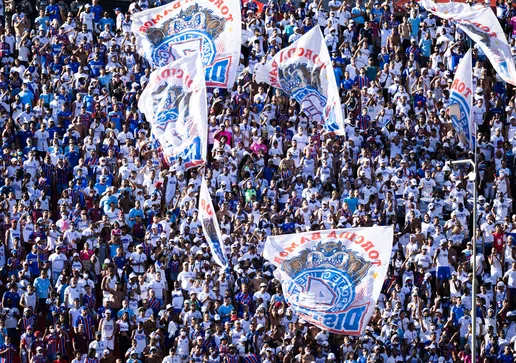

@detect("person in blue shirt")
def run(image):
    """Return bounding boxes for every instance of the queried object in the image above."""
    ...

[333,60,343,87]
[82,90,95,113]
[108,104,124,130]
[57,105,72,129]
[34,10,50,31]
[413,88,427,107]
[450,296,465,326]
[45,0,61,22]
[117,300,134,319]
[407,10,421,40]
[64,140,80,168]
[280,216,295,233]
[371,2,384,22]
[94,176,109,196]
[2,283,20,308]
[128,202,145,228]
[17,122,33,149]
[217,296,234,323]
[98,12,115,33]
[89,53,105,78]
[419,32,432,65]
[377,47,390,69]
[18,84,34,109]
[91,0,103,22]
[25,245,41,279]
[351,1,366,25]
[341,71,355,91]
[47,55,63,75]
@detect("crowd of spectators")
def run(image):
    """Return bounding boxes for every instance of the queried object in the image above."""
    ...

[0,0,515,362]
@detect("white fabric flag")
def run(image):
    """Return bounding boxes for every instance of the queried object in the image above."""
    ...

[421,0,516,85]
[448,49,475,149]
[131,0,241,88]
[263,227,393,335]
[138,52,207,169]
[199,179,228,268]
[255,26,345,134]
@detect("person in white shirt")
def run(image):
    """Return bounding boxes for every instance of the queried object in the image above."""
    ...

[147,272,167,303]
[253,283,271,308]
[177,262,196,291]
[64,278,83,309]
[48,247,68,282]
[129,245,147,274]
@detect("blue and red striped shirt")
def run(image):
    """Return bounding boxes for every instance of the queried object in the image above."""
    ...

[75,314,95,340]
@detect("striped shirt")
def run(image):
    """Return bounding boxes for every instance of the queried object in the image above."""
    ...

[225,354,240,363]
[55,166,69,185]
[83,293,96,310]
[75,314,95,340]
[31,354,47,363]
[354,75,370,89]
[244,354,260,363]
[45,335,58,355]
[21,317,36,331]
[148,297,160,312]
[57,332,70,354]
[40,164,55,183]
[0,343,15,363]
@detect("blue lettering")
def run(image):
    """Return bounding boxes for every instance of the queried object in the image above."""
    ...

[206,59,230,85]
[301,305,367,333]
[343,306,367,331]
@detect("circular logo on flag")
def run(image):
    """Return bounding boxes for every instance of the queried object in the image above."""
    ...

[281,240,372,313]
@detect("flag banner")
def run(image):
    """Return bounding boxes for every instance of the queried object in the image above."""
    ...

[263,227,393,335]
[448,49,475,149]
[255,26,345,134]
[421,0,516,85]
[131,0,241,88]
[138,52,207,169]
[199,179,228,268]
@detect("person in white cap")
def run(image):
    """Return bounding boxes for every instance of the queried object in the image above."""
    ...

[129,244,147,275]
[98,308,115,351]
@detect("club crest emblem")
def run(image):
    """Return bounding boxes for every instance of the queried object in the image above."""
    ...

[278,63,339,131]
[145,4,226,67]
[281,240,371,313]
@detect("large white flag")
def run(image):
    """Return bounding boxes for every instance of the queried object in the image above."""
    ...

[199,179,228,268]
[138,52,207,169]
[448,49,475,149]
[255,27,345,134]
[421,0,516,85]
[131,0,241,88]
[263,227,393,335]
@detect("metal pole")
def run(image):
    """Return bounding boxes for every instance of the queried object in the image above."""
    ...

[471,139,477,363]
[450,153,477,362]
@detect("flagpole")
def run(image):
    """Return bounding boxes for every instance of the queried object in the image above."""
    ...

[472,125,478,363]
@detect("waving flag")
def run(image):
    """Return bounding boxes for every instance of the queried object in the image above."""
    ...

[255,26,345,134]
[421,0,516,85]
[264,227,393,335]
[131,0,241,88]
[138,52,207,169]
[199,179,228,268]
[448,49,475,149]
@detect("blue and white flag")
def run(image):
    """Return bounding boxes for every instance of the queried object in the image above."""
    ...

[199,179,228,268]
[138,52,207,169]
[263,227,393,335]
[448,49,475,149]
[255,26,345,135]
[131,0,241,88]
[421,0,516,86]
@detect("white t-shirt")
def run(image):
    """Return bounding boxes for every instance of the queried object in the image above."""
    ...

[64,284,83,308]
